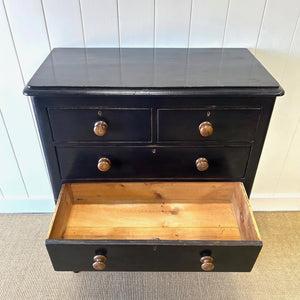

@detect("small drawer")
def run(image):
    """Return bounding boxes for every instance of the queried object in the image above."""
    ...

[48,108,151,142]
[56,146,251,180]
[158,108,260,142]
[46,182,262,272]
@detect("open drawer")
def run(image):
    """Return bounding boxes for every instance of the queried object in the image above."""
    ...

[46,182,262,272]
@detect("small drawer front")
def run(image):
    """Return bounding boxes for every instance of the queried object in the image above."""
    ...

[57,146,250,179]
[48,108,151,142]
[46,243,261,272]
[158,108,260,142]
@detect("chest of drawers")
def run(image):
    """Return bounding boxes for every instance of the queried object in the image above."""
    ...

[24,48,283,272]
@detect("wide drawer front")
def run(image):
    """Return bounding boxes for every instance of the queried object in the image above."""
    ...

[158,108,260,142]
[57,146,251,179]
[46,243,261,272]
[48,108,151,142]
[46,182,262,272]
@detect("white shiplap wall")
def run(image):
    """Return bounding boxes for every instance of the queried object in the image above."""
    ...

[0,0,299,212]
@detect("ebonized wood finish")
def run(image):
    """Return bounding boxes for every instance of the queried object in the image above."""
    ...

[24,48,283,272]
[46,241,261,272]
[30,96,276,199]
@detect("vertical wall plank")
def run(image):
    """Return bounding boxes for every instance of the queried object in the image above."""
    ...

[274,17,300,194]
[0,1,52,197]
[43,0,84,47]
[155,0,191,47]
[276,117,300,194]
[255,0,300,80]
[0,111,26,198]
[80,0,119,47]
[223,0,266,50]
[252,0,300,195]
[189,0,229,47]
[119,0,154,47]
[4,0,50,83]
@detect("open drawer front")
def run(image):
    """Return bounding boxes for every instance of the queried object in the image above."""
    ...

[46,182,262,272]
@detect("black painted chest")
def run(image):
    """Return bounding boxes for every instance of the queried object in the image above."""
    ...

[24,48,283,272]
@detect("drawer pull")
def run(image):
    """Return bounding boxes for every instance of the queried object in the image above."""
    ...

[200,256,214,271]
[97,157,111,172]
[94,121,108,136]
[196,157,209,171]
[199,121,213,137]
[92,255,107,270]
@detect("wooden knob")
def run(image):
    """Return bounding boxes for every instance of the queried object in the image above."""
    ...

[97,157,111,172]
[94,121,108,136]
[200,256,214,271]
[92,255,107,270]
[196,158,209,171]
[199,121,213,137]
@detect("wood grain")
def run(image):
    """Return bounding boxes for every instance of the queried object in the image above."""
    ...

[63,226,241,240]
[70,182,234,202]
[48,182,260,242]
[47,184,73,239]
[231,182,261,241]
[66,202,237,229]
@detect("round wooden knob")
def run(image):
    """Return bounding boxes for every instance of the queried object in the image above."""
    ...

[196,158,209,171]
[94,121,108,136]
[199,121,213,137]
[92,255,107,270]
[97,157,111,172]
[200,256,214,271]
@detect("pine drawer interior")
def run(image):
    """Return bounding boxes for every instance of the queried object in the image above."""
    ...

[47,182,261,242]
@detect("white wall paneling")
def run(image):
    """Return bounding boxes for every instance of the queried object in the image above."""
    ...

[276,117,300,194]
[0,0,300,211]
[42,0,84,48]
[118,0,154,47]
[0,111,26,198]
[223,0,267,50]
[276,18,300,194]
[80,0,119,47]
[252,0,300,195]
[189,0,229,47]
[255,0,300,80]
[3,0,50,83]
[0,1,52,200]
[155,0,192,47]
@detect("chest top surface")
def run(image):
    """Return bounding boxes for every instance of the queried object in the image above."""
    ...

[24,48,283,97]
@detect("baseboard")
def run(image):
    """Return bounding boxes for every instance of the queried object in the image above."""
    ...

[250,194,300,211]
[0,196,55,213]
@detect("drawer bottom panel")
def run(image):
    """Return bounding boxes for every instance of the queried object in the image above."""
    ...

[46,242,261,272]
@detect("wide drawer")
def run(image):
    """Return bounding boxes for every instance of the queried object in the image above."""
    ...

[46,182,262,272]
[57,146,251,180]
[158,108,260,142]
[48,108,151,142]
